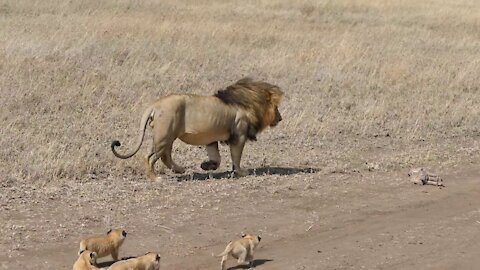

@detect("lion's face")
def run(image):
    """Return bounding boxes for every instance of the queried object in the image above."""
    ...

[271,106,282,127]
[107,228,127,241]
[88,251,98,265]
[263,105,282,128]
[79,250,97,265]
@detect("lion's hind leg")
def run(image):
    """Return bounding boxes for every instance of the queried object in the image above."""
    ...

[145,152,165,180]
[160,143,185,174]
[145,142,168,180]
[147,118,185,177]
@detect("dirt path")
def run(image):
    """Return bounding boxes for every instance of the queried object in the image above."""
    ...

[1,167,480,269]
[165,168,480,270]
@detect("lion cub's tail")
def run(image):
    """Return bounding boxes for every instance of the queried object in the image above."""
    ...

[111,106,154,159]
[215,242,233,257]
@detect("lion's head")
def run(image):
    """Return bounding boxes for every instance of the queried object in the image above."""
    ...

[214,77,284,139]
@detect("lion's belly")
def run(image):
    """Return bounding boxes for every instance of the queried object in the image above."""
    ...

[178,131,230,145]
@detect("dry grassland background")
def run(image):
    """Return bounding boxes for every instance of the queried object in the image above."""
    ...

[1,0,479,184]
[0,0,480,269]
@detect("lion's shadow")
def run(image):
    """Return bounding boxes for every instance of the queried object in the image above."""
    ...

[226,259,273,269]
[174,166,319,182]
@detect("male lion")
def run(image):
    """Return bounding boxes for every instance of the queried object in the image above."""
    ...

[111,78,283,179]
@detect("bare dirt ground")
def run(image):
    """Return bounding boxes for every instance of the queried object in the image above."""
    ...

[2,152,480,269]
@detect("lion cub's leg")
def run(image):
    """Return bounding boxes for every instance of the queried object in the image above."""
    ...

[201,142,221,171]
[220,254,228,270]
[246,254,254,268]
[111,249,119,261]
[246,245,255,268]
[237,247,247,264]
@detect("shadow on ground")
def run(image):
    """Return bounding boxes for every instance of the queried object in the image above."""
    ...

[227,259,274,270]
[174,166,320,181]
[97,260,115,268]
[97,256,136,268]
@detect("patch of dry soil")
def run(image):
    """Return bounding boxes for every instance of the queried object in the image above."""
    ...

[1,166,480,269]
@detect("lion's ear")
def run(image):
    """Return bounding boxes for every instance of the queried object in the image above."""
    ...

[268,87,283,105]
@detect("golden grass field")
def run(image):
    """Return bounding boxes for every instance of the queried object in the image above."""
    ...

[1,0,480,269]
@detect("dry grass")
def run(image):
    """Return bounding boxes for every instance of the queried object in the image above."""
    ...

[0,0,479,186]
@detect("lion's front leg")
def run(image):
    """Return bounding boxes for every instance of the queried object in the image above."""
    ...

[201,142,221,171]
[229,138,248,177]
[229,117,249,177]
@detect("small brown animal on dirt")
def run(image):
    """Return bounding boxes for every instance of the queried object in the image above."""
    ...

[107,252,161,270]
[73,250,102,270]
[78,229,127,261]
[216,233,262,270]
[408,167,444,187]
[111,77,284,180]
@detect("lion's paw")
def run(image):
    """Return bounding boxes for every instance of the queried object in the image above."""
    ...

[201,160,219,171]
[234,169,249,177]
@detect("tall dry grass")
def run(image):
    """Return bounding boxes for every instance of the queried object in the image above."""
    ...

[0,0,479,185]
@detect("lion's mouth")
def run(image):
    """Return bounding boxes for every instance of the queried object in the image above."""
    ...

[271,118,282,127]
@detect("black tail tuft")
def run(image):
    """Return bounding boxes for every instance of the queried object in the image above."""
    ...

[111,140,121,148]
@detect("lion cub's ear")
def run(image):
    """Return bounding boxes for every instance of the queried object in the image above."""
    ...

[107,229,112,235]
[241,233,247,238]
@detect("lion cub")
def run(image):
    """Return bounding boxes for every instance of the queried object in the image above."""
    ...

[73,250,101,270]
[408,167,444,187]
[79,229,127,261]
[107,252,161,270]
[216,234,261,270]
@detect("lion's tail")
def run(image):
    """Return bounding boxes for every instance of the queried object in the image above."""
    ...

[215,242,233,257]
[78,242,85,256]
[111,106,154,159]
